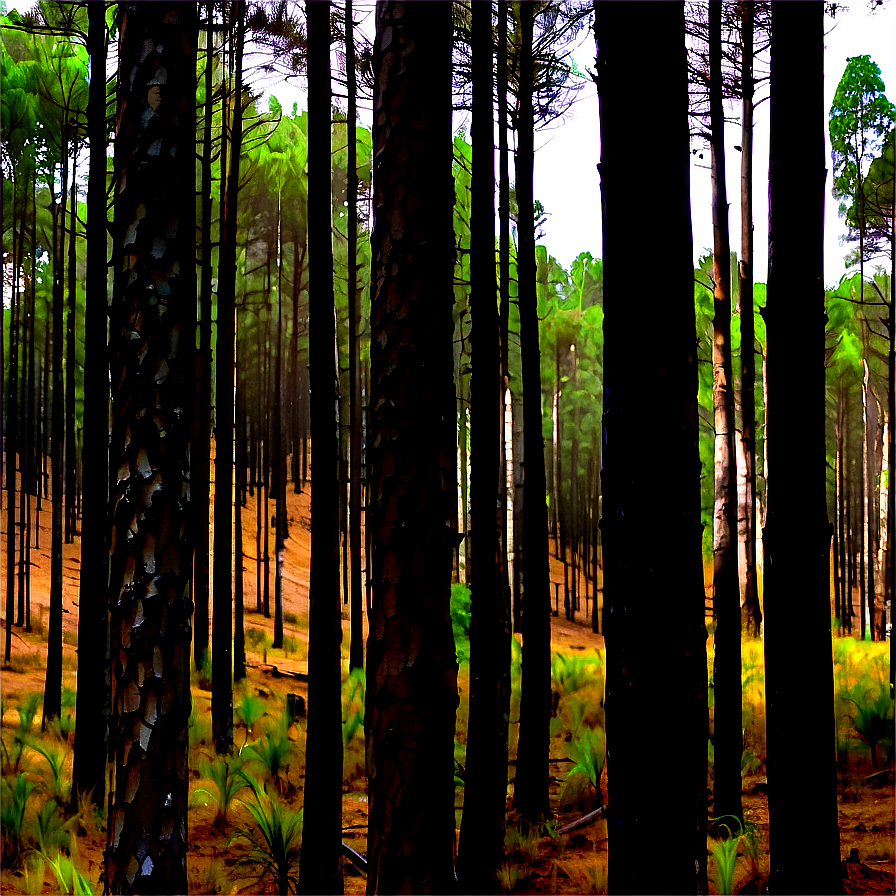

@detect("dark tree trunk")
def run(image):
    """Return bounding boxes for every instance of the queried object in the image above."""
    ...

[8,176,21,638]
[297,3,344,892]
[234,313,246,683]
[458,0,510,888]
[512,1,552,826]
[511,389,524,633]
[44,144,68,729]
[273,195,286,652]
[762,4,842,892]
[594,3,708,892]
[738,0,761,639]
[65,155,78,543]
[365,4,457,891]
[212,0,246,756]
[192,0,215,673]
[709,0,743,825]
[104,5,197,891]
[72,0,111,808]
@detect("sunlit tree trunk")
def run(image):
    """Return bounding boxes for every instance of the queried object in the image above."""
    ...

[365,4,457,890]
[709,0,743,826]
[297,2,344,891]
[762,4,842,892]
[104,5,197,891]
[594,3,708,891]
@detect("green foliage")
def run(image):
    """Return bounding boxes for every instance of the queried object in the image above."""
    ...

[709,816,744,895]
[31,797,77,857]
[282,610,299,625]
[196,755,249,827]
[234,694,266,737]
[27,740,70,803]
[241,729,294,792]
[1,773,36,866]
[230,775,303,895]
[842,680,894,766]
[564,726,605,799]
[550,650,603,696]
[44,851,94,895]
[341,666,365,749]
[450,583,472,661]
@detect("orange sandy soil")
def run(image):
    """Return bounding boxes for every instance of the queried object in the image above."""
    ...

[1,448,894,895]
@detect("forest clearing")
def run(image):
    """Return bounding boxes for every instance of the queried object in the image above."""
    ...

[2,0,896,894]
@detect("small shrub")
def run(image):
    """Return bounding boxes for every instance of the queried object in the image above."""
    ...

[282,635,298,658]
[62,630,78,647]
[235,694,266,737]
[44,851,95,895]
[230,776,303,895]
[48,711,77,745]
[29,740,71,803]
[497,862,527,894]
[17,693,42,736]
[196,756,249,828]
[245,628,266,648]
[556,858,607,894]
[709,816,743,896]
[282,611,299,625]
[1,773,36,867]
[564,726,605,803]
[30,797,78,856]
[241,730,293,792]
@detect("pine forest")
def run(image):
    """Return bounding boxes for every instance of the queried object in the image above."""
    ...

[1,1,894,894]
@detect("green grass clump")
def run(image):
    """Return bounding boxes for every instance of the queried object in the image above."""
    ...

[31,797,78,856]
[28,740,70,804]
[44,851,95,895]
[242,728,294,793]
[282,611,299,625]
[562,726,605,804]
[709,816,743,895]
[235,694,266,738]
[196,755,249,828]
[230,775,303,895]
[1,773,36,867]
[451,584,472,662]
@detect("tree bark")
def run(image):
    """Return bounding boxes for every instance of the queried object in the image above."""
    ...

[72,0,110,807]
[709,0,743,825]
[458,1,510,887]
[212,0,246,755]
[192,0,214,673]
[297,2,344,891]
[65,151,78,543]
[512,0,552,826]
[738,0,761,639]
[104,5,197,891]
[365,4,458,890]
[594,3,708,891]
[762,4,842,892]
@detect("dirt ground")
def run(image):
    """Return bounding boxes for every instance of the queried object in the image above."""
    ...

[1,450,894,895]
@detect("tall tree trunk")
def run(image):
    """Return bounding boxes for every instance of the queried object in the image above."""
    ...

[511,389,524,633]
[739,0,761,639]
[8,175,21,637]
[365,5,457,890]
[709,0,743,825]
[192,0,215,672]
[512,1,552,826]
[459,1,510,887]
[104,6,197,891]
[298,3,344,892]
[762,4,842,891]
[273,190,286,651]
[65,152,78,543]
[212,0,246,756]
[859,393,867,640]
[594,4,708,891]
[234,312,246,683]
[72,1,110,808]
[345,0,363,672]
[44,145,68,729]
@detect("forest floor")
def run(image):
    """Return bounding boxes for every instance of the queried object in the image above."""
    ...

[0,452,894,895]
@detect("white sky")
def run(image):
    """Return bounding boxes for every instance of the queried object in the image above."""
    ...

[536,1,896,287]
[4,0,893,287]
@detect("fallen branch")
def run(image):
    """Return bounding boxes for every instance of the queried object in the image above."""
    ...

[556,804,609,835]
[341,842,367,873]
